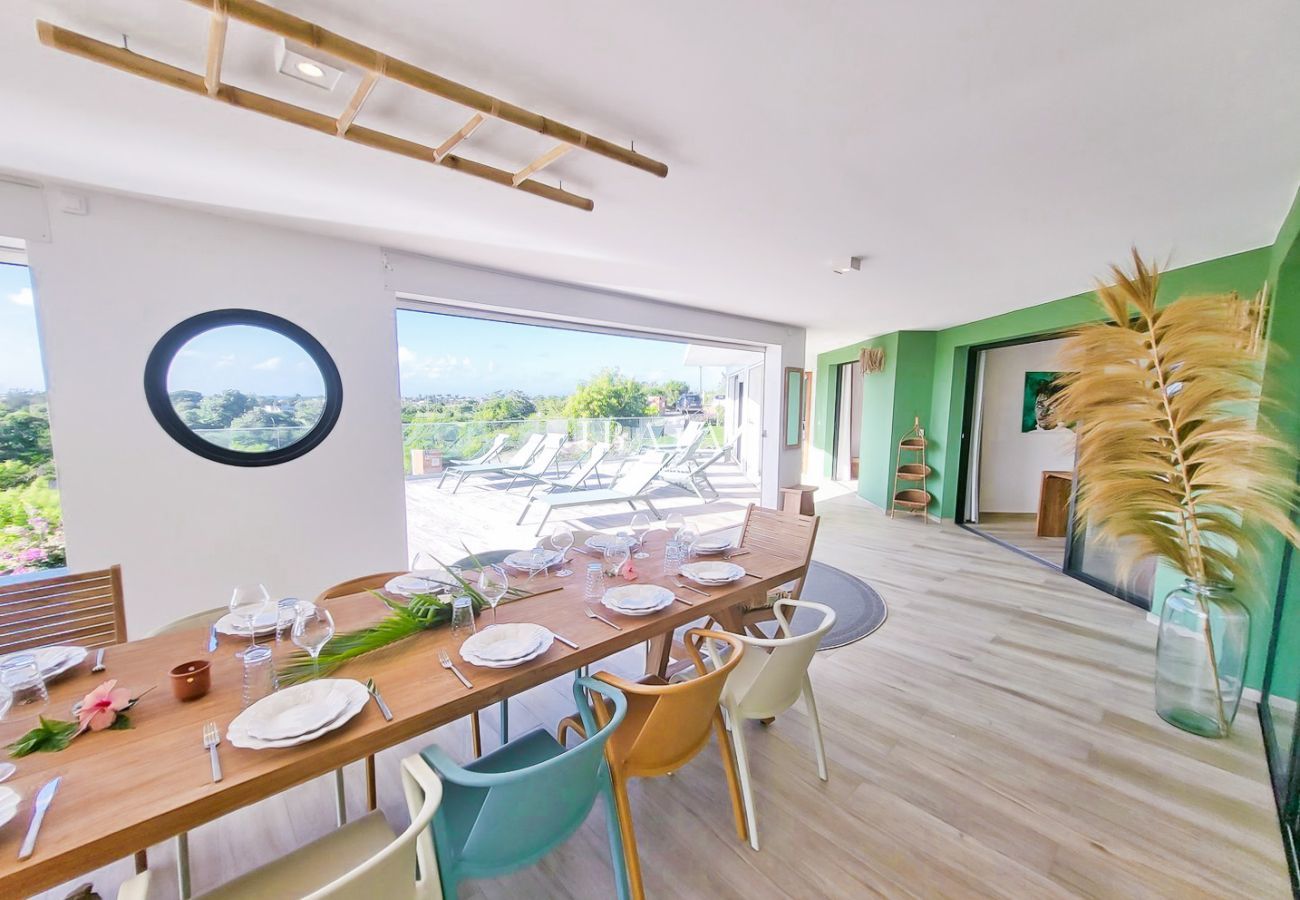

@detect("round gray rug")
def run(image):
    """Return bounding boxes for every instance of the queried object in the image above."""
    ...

[782,561,888,650]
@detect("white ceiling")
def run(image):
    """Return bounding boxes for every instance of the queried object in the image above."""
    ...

[4,1,1300,346]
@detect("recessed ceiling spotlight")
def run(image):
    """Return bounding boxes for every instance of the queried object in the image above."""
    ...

[833,256,863,275]
[275,38,342,90]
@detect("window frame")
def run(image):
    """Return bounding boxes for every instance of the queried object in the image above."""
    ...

[143,308,343,467]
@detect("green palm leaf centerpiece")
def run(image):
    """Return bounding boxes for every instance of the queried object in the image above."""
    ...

[1053,250,1300,593]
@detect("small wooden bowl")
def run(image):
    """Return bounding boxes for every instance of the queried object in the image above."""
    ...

[169,660,211,702]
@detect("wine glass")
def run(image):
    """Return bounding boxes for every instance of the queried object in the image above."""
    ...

[291,602,335,677]
[604,540,631,578]
[478,565,509,627]
[665,512,686,539]
[411,551,443,590]
[630,512,652,559]
[550,523,575,577]
[230,583,271,658]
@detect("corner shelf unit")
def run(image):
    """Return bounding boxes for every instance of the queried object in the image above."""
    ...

[890,417,932,522]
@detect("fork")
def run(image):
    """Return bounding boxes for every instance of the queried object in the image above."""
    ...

[584,607,622,631]
[203,722,222,783]
[438,649,473,689]
[673,579,711,597]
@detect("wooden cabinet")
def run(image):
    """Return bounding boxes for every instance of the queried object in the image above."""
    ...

[1036,470,1072,537]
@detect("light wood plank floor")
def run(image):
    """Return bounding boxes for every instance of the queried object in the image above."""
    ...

[39,493,1289,899]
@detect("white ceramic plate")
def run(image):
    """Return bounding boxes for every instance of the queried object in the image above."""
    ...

[215,610,280,637]
[602,584,675,616]
[227,679,369,749]
[244,685,351,742]
[385,571,454,596]
[0,646,88,682]
[462,623,546,662]
[584,534,637,552]
[680,561,745,585]
[462,624,554,669]
[0,787,19,830]
[503,549,563,571]
[693,537,734,555]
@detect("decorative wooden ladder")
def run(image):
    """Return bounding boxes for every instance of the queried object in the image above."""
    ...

[890,417,932,522]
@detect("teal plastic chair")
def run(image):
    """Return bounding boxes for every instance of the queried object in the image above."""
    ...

[420,677,630,899]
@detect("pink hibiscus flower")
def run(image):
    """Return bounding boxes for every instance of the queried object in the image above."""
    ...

[77,679,132,733]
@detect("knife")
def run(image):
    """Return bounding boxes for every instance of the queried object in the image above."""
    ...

[207,622,218,653]
[365,679,393,722]
[18,777,61,861]
[552,632,579,649]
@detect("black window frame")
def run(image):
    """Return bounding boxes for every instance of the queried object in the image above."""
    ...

[143,309,343,467]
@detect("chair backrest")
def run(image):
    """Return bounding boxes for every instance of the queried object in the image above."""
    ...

[738,504,820,598]
[568,442,611,482]
[612,451,668,496]
[317,572,407,603]
[721,600,836,718]
[422,678,627,878]
[0,565,127,654]
[594,629,745,777]
[503,433,545,467]
[686,439,735,473]
[471,433,509,465]
[521,433,566,475]
[309,754,444,900]
[666,421,707,466]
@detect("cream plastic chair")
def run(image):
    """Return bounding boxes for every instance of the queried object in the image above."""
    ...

[118,754,444,900]
[712,599,835,851]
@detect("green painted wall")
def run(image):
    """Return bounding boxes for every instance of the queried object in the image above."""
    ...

[813,333,898,507]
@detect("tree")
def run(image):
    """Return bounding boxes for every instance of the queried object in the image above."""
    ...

[655,379,691,407]
[168,390,203,414]
[475,391,536,422]
[564,369,650,420]
[0,410,52,467]
[195,390,253,428]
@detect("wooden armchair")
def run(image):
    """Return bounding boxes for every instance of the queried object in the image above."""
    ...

[0,564,127,654]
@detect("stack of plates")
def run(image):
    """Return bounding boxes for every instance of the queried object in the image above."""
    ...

[0,646,87,681]
[602,584,675,617]
[385,571,453,597]
[584,534,637,552]
[0,787,19,829]
[461,623,553,668]
[215,609,280,638]
[692,537,735,556]
[502,549,564,572]
[228,679,370,749]
[680,561,746,585]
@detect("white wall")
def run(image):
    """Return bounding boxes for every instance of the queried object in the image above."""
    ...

[11,183,805,635]
[977,338,1076,514]
[23,190,407,637]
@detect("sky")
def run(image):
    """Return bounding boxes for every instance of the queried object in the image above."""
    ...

[396,310,755,398]
[167,325,326,396]
[0,264,44,392]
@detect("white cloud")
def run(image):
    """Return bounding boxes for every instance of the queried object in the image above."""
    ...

[397,346,416,365]
[7,288,33,307]
[214,354,236,369]
[398,348,472,381]
[252,357,282,371]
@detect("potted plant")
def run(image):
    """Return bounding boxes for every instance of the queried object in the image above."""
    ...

[1054,251,1300,738]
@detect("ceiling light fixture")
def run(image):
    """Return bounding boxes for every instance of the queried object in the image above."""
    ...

[833,256,863,275]
[274,38,342,90]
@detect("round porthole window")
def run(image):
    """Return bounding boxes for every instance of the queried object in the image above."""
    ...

[144,309,343,466]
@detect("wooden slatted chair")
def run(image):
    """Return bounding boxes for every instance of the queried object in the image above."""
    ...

[0,565,127,655]
[733,503,820,636]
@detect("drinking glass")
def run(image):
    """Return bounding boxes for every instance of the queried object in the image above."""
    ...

[663,539,688,577]
[230,583,272,658]
[478,565,509,627]
[0,654,48,721]
[630,512,652,559]
[450,595,476,646]
[604,540,631,578]
[241,646,277,707]
[677,525,700,562]
[274,597,299,645]
[583,563,606,608]
[550,523,575,577]
[291,603,335,677]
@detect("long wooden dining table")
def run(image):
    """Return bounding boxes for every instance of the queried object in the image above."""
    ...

[0,529,808,897]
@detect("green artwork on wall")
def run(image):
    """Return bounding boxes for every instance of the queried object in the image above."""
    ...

[1022,371,1065,432]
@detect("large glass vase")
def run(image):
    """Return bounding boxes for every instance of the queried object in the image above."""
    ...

[1155,580,1250,738]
